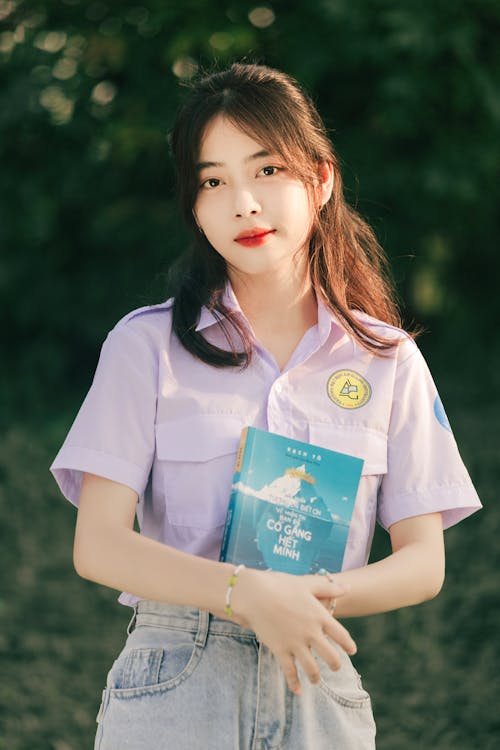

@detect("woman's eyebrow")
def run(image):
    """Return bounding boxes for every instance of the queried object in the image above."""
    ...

[195,149,270,172]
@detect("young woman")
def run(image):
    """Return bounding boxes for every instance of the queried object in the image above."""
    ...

[50,63,482,749]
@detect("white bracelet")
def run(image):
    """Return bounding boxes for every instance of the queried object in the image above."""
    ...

[224,564,246,617]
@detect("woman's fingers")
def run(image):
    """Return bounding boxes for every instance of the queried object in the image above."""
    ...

[318,595,337,614]
[294,622,353,690]
[308,574,350,599]
[275,615,355,695]
[279,651,302,695]
[322,613,357,655]
[276,646,323,695]
[278,632,345,694]
[295,645,323,684]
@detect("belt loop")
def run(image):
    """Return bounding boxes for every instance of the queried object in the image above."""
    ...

[126,602,138,635]
[194,608,209,648]
[95,687,110,724]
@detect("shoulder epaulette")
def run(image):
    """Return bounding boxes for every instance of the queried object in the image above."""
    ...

[115,298,174,327]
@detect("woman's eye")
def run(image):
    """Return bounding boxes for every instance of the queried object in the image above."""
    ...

[259,165,281,177]
[200,178,221,189]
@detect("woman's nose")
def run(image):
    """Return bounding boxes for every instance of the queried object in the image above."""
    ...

[234,189,261,218]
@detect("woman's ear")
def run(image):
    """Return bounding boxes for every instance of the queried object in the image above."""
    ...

[317,161,334,208]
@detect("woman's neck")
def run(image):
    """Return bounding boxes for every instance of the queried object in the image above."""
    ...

[228,264,318,334]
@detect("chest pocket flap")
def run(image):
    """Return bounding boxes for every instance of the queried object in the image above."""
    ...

[309,422,387,476]
[154,414,245,529]
[155,414,245,462]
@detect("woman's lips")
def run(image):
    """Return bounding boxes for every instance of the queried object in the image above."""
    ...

[234,229,275,247]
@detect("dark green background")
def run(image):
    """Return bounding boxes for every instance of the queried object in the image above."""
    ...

[1,1,498,747]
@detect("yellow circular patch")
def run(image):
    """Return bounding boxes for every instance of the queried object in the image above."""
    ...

[327,370,371,409]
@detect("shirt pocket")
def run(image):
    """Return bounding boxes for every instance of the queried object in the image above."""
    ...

[155,414,245,530]
[308,422,387,478]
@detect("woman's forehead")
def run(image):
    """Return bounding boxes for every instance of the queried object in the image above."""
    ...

[194,113,313,181]
[198,115,269,160]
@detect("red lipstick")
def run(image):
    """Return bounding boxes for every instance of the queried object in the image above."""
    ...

[234,228,275,247]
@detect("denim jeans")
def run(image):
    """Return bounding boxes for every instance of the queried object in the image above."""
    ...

[94,599,376,749]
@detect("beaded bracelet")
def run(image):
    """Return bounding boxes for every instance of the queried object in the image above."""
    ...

[224,563,246,617]
[317,567,337,615]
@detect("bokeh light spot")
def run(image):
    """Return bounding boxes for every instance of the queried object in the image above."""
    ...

[0,31,15,54]
[209,32,233,51]
[52,57,78,80]
[0,1,15,22]
[34,31,68,53]
[91,80,117,105]
[23,13,46,29]
[65,34,86,59]
[12,24,25,43]
[412,268,443,314]
[172,56,198,79]
[39,85,74,124]
[248,6,275,28]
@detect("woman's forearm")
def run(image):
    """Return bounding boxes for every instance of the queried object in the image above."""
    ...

[76,516,444,621]
[75,525,239,617]
[333,540,445,618]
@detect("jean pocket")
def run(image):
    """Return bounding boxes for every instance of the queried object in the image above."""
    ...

[317,652,373,710]
[106,630,204,698]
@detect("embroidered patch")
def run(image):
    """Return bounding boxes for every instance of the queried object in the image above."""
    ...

[327,370,371,409]
[433,395,452,432]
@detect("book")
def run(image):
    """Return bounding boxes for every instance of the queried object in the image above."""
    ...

[219,426,364,575]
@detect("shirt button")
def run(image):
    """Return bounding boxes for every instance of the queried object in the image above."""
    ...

[275,382,283,393]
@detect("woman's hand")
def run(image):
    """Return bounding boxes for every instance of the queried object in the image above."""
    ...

[222,567,356,695]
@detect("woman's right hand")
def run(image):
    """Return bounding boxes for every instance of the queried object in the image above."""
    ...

[227,567,356,695]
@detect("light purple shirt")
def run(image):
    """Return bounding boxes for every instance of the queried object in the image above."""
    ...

[50,282,482,608]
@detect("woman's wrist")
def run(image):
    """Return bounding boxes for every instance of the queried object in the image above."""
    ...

[317,567,338,616]
[222,565,259,625]
[224,563,246,617]
[201,561,254,625]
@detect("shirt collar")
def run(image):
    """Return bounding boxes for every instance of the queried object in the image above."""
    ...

[195,279,343,345]
[195,281,244,332]
[316,295,339,346]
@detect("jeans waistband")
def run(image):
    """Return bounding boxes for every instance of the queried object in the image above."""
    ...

[127,599,258,642]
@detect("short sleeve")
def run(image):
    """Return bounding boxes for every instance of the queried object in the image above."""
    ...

[377,345,482,531]
[50,321,157,507]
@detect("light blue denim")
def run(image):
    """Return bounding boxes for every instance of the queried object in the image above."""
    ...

[94,599,376,749]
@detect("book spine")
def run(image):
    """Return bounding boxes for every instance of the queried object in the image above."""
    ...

[234,426,249,477]
[219,427,250,562]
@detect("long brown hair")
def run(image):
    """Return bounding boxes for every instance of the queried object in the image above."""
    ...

[169,62,406,367]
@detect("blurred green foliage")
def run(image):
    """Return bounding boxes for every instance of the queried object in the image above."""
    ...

[1,1,499,748]
[1,0,499,422]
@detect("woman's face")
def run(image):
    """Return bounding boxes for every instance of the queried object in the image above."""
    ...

[193,115,317,280]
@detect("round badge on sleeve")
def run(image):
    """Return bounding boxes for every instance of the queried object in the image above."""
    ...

[433,395,452,432]
[327,370,371,409]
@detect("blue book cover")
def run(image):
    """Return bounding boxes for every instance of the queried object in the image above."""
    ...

[219,427,364,575]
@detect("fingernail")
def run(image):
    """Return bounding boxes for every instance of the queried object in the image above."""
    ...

[348,642,357,655]
[293,685,302,695]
